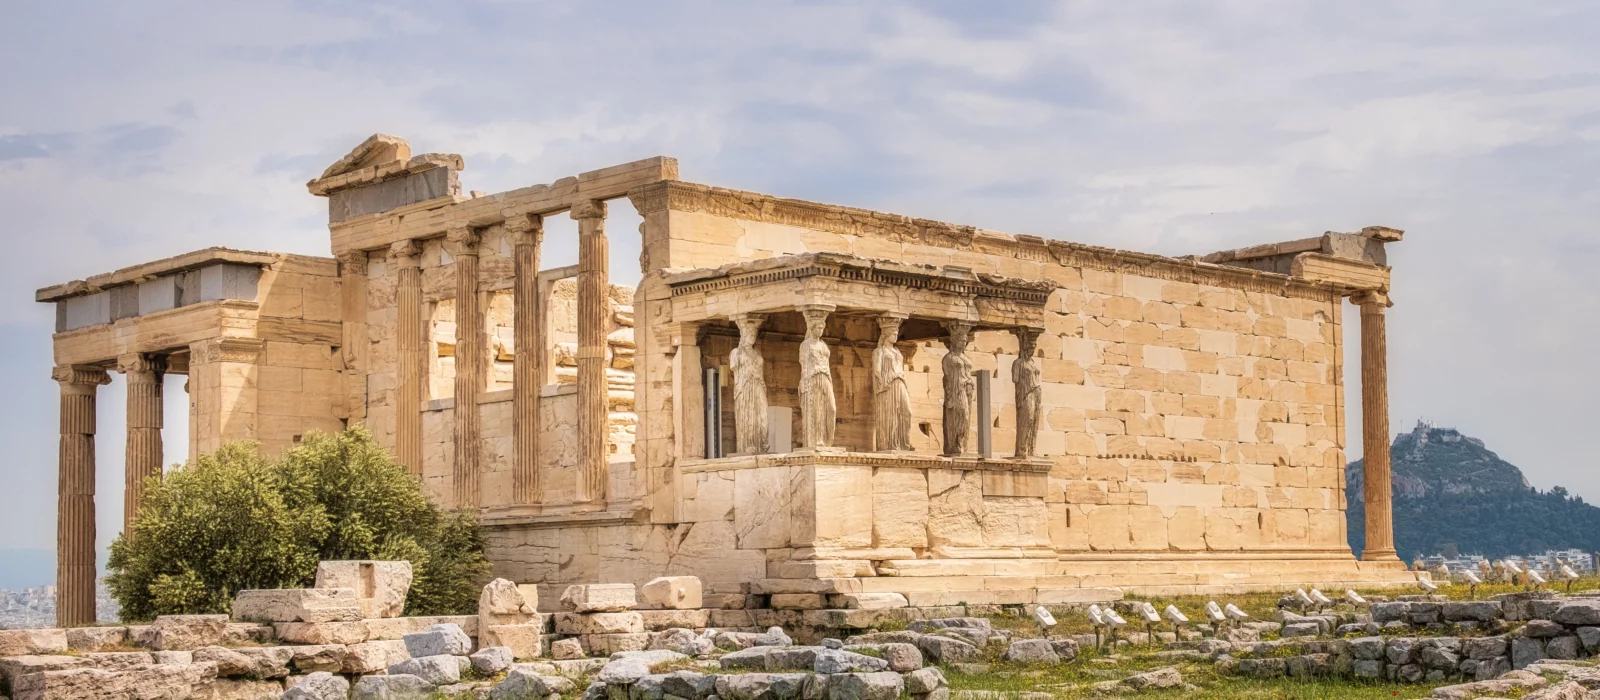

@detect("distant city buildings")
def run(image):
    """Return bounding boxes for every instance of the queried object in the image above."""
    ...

[0,580,117,629]
[1423,549,1599,575]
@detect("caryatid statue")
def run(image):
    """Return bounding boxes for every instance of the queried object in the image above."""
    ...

[941,321,976,456]
[729,314,769,455]
[873,314,913,452]
[1012,328,1043,459]
[798,306,836,449]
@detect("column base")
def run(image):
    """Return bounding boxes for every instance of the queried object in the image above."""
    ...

[1361,548,1401,562]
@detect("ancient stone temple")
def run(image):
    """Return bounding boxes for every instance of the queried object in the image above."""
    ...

[37,134,1414,624]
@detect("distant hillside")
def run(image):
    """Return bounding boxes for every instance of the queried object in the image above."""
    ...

[1346,421,1600,560]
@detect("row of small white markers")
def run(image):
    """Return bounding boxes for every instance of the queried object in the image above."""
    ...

[1422,559,1582,595]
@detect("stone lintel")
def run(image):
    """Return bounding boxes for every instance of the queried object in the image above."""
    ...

[36,248,316,303]
[678,451,1054,474]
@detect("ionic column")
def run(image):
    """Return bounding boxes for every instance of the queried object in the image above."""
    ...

[54,364,109,627]
[1355,290,1399,561]
[572,200,609,504]
[1012,327,1043,459]
[119,353,165,535]
[941,321,976,456]
[390,240,424,476]
[508,215,545,504]
[448,226,484,508]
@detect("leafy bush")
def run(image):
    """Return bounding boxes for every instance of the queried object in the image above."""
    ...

[107,428,490,621]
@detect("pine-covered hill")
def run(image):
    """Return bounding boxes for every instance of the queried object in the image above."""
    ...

[1346,421,1600,560]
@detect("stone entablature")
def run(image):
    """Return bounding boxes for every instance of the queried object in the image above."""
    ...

[36,133,1417,626]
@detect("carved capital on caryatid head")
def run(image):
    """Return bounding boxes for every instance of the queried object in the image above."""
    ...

[116,353,167,376]
[876,313,907,345]
[388,239,421,268]
[944,319,974,351]
[445,226,481,257]
[503,214,544,247]
[52,365,111,388]
[797,304,835,339]
[570,199,608,221]
[730,313,765,348]
[1351,290,1391,310]
[1014,326,1043,356]
[336,249,369,276]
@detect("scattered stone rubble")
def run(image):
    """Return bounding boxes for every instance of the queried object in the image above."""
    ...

[10,566,1600,699]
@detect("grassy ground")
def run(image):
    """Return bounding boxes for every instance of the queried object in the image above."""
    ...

[944,575,1600,697]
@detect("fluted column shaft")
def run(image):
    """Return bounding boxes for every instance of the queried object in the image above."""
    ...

[55,365,108,627]
[449,227,484,508]
[120,354,165,536]
[1357,291,1398,561]
[573,200,609,504]
[390,240,424,476]
[510,216,545,505]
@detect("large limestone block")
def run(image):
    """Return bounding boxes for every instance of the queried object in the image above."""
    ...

[0,628,67,656]
[560,583,637,612]
[553,612,645,635]
[64,627,127,652]
[210,677,285,700]
[273,621,370,645]
[342,639,411,674]
[13,662,217,700]
[480,578,537,628]
[150,614,230,651]
[232,588,363,623]
[314,560,413,619]
[872,468,929,548]
[927,470,984,548]
[485,624,543,660]
[641,576,703,610]
[404,623,472,657]
[0,655,91,695]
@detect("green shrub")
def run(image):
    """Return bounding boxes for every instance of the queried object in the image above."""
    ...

[107,428,490,621]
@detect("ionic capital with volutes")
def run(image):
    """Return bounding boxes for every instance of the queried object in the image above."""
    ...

[446,226,481,257]
[52,365,111,388]
[388,239,421,267]
[336,249,369,276]
[570,199,608,221]
[504,214,544,247]
[1350,290,1390,309]
[116,353,167,376]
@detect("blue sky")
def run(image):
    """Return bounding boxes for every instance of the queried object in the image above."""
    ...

[2,1,1599,571]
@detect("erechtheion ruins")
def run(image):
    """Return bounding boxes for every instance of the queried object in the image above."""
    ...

[38,134,1414,626]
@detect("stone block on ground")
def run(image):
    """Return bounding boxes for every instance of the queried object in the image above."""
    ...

[770,593,826,610]
[290,644,349,674]
[488,668,561,700]
[273,621,369,645]
[828,671,905,700]
[486,623,543,660]
[150,614,230,651]
[232,587,362,623]
[551,638,585,659]
[314,560,414,619]
[560,583,637,612]
[195,645,293,678]
[641,576,704,610]
[390,655,464,685]
[584,631,650,655]
[211,677,285,700]
[64,626,127,652]
[479,577,537,630]
[1003,638,1060,664]
[13,662,218,700]
[916,635,980,664]
[905,667,947,695]
[0,655,90,695]
[831,593,910,610]
[641,609,711,630]
[222,623,275,646]
[814,649,889,674]
[282,671,350,700]
[352,673,434,700]
[0,628,68,656]
[404,622,472,657]
[344,639,412,674]
[472,646,515,674]
[1122,666,1183,690]
[1552,600,1600,627]
[553,611,644,635]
